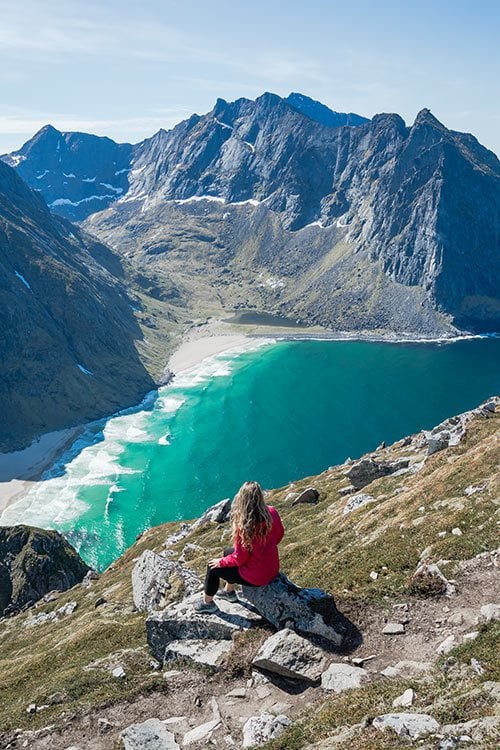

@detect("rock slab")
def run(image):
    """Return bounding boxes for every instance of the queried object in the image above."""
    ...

[252,628,327,683]
[146,593,263,663]
[373,713,440,739]
[121,718,180,750]
[164,638,232,668]
[241,573,347,647]
[321,663,370,692]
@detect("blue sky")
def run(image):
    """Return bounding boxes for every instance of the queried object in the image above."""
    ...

[0,0,498,154]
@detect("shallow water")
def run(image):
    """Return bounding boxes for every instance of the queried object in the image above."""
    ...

[2,337,499,570]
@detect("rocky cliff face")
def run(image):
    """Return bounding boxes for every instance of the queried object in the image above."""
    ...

[0,159,154,450]
[3,92,499,333]
[0,525,89,615]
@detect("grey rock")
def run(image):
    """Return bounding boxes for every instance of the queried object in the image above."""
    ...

[480,603,500,622]
[345,458,410,490]
[97,718,114,734]
[183,719,221,746]
[81,569,99,588]
[253,628,327,683]
[382,622,405,635]
[427,432,450,455]
[392,688,414,708]
[442,716,500,742]
[191,498,232,527]
[291,487,320,506]
[146,592,263,663]
[338,485,356,496]
[121,718,180,749]
[112,666,126,678]
[343,493,376,515]
[164,638,232,667]
[242,712,292,748]
[437,635,457,655]
[372,713,440,738]
[380,660,432,678]
[226,687,247,698]
[321,663,370,692]
[241,573,347,647]
[132,549,200,614]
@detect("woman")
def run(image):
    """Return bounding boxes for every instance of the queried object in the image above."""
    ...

[194,481,285,613]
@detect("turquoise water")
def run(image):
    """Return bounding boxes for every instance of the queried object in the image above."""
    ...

[2,337,499,570]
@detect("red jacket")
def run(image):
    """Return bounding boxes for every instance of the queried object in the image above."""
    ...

[218,505,284,585]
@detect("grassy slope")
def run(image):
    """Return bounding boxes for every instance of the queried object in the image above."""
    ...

[0,409,498,737]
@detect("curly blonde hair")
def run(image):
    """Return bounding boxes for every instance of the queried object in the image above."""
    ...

[231,481,272,551]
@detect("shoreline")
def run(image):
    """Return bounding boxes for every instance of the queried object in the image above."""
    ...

[0,426,84,517]
[0,318,496,520]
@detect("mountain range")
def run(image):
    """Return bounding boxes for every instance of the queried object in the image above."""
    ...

[3,92,498,337]
[0,92,499,448]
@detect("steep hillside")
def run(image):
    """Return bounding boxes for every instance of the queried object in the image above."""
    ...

[6,92,498,334]
[0,159,155,451]
[0,399,497,747]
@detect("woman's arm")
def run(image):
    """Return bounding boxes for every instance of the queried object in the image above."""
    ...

[218,536,250,567]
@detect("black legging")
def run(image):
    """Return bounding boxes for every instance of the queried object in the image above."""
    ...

[204,547,258,597]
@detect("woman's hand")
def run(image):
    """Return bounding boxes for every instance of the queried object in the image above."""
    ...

[208,558,222,569]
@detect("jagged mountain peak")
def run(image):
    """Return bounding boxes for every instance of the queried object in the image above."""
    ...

[413,108,447,130]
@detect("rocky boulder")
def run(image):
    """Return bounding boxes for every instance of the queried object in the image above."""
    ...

[242,713,292,748]
[146,592,264,663]
[252,628,327,683]
[321,663,370,692]
[132,549,200,613]
[291,487,320,506]
[191,498,232,528]
[0,525,89,615]
[345,458,409,489]
[241,573,353,648]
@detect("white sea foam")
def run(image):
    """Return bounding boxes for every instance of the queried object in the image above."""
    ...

[0,340,274,532]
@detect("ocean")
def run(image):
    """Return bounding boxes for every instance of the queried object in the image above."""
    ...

[2,336,499,570]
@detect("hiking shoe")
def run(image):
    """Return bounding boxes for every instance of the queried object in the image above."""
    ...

[216,589,238,602]
[193,599,219,614]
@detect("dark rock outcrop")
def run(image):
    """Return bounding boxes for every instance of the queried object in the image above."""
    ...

[0,525,89,615]
[345,458,410,489]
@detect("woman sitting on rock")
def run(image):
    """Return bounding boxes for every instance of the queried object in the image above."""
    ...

[194,481,285,613]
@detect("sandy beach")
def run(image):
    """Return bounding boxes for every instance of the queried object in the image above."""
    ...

[167,328,251,374]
